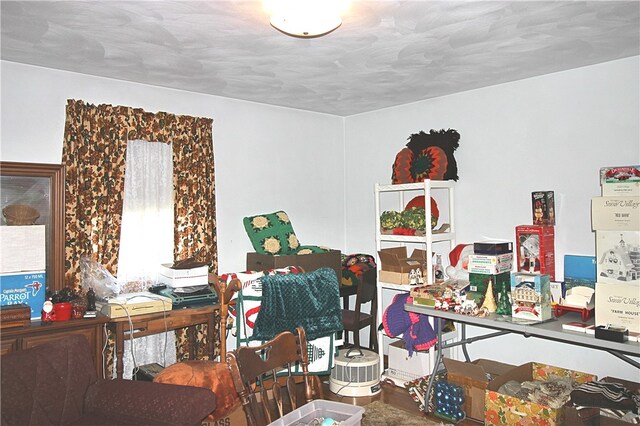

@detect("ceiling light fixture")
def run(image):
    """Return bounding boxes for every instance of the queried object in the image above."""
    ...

[265,0,349,38]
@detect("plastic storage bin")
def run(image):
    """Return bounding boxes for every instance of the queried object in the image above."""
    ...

[269,400,365,426]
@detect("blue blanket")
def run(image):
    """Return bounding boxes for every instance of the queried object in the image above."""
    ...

[252,267,343,342]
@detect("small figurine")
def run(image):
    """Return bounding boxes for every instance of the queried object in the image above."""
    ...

[41,300,55,323]
[409,269,418,285]
[416,268,424,285]
[87,287,96,311]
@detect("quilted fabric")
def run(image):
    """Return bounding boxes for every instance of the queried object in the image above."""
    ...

[243,211,300,255]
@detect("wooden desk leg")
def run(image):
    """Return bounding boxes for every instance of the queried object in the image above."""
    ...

[115,324,125,379]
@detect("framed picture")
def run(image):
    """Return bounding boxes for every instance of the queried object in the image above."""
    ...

[0,162,65,293]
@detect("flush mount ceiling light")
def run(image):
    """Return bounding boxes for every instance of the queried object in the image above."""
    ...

[265,0,349,38]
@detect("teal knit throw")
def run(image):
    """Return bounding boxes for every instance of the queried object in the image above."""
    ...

[252,267,343,342]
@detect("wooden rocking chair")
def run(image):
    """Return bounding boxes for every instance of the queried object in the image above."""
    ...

[226,327,323,426]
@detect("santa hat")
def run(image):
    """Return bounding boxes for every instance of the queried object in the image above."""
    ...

[449,243,472,267]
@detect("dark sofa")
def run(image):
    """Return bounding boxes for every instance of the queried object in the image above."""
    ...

[1,334,217,426]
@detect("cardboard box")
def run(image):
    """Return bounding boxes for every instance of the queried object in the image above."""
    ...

[469,253,513,275]
[595,230,639,285]
[485,362,596,425]
[516,225,555,280]
[387,339,433,382]
[246,250,342,283]
[595,281,640,333]
[378,247,427,274]
[600,166,640,196]
[532,191,556,226]
[379,270,414,285]
[591,196,640,231]
[158,263,209,287]
[0,225,46,273]
[564,255,597,291]
[511,272,552,322]
[443,357,514,422]
[474,240,513,256]
[0,271,46,320]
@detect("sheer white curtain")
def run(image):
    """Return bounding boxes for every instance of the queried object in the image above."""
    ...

[115,139,176,378]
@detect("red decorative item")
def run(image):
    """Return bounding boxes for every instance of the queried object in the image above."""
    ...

[392,148,414,184]
[412,146,448,181]
[405,196,440,218]
[392,227,417,236]
[52,302,73,321]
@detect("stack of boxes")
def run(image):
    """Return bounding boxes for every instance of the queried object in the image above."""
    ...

[515,191,556,280]
[0,225,47,320]
[508,192,556,322]
[467,241,514,311]
[592,166,640,335]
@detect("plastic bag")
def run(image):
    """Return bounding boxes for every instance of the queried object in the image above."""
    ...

[79,255,121,300]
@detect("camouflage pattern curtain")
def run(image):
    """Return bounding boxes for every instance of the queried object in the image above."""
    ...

[62,99,219,366]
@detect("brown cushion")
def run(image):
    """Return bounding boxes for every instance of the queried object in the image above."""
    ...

[154,361,240,420]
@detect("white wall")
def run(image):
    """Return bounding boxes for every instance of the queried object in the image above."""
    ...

[0,61,346,274]
[344,56,640,381]
[2,57,639,380]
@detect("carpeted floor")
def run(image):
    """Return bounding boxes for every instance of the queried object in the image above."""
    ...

[361,401,452,426]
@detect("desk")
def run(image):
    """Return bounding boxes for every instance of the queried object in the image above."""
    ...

[404,303,640,409]
[107,305,218,379]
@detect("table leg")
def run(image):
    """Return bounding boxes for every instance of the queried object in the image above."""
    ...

[115,324,125,379]
[208,314,215,361]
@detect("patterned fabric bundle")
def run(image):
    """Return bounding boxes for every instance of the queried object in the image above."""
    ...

[341,253,376,286]
[571,380,640,423]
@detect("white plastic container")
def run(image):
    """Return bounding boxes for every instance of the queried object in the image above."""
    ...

[269,400,365,426]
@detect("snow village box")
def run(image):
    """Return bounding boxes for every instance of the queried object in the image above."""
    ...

[564,255,596,292]
[510,272,552,321]
[594,231,639,285]
[468,253,513,275]
[591,196,640,232]
[443,357,514,422]
[532,191,556,226]
[600,166,640,196]
[516,225,555,280]
[595,281,640,333]
[0,271,46,320]
[467,272,510,307]
[485,362,596,426]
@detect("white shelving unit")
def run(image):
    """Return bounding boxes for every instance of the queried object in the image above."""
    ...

[374,180,457,380]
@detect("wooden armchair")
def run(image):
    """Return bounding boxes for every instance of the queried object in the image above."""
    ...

[226,327,323,426]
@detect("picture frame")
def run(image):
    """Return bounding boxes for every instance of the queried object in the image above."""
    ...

[1,162,65,293]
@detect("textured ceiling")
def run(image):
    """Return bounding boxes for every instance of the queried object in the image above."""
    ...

[1,1,639,116]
